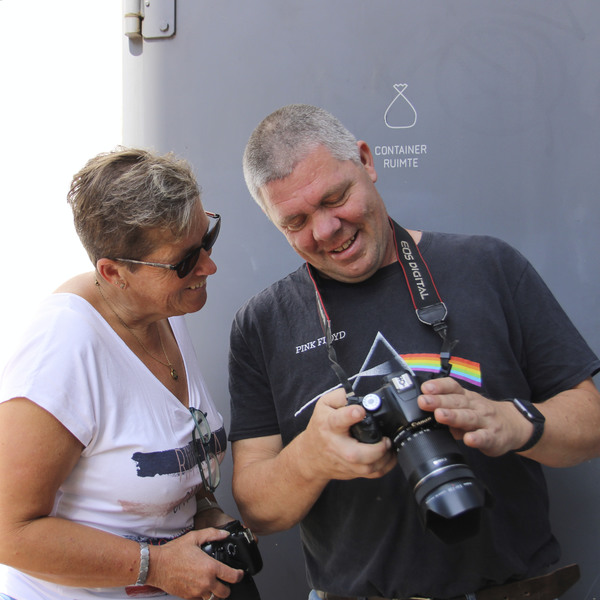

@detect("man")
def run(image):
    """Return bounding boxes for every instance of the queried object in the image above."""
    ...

[228,104,600,600]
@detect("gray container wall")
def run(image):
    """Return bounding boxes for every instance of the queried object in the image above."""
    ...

[122,2,600,599]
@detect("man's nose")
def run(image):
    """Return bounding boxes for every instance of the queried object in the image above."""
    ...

[311,210,341,242]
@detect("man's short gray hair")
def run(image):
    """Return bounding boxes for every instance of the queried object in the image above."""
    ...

[242,104,360,210]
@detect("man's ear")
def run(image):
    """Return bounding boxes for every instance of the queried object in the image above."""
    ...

[357,140,377,183]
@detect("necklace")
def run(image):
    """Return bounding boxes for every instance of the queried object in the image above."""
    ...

[95,279,179,381]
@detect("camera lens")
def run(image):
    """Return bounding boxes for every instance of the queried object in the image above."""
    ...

[395,426,488,543]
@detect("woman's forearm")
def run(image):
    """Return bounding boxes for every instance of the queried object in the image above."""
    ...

[2,516,141,588]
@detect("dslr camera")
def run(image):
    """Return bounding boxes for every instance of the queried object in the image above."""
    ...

[349,367,490,543]
[202,520,263,599]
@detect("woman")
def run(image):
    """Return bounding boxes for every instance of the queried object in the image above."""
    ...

[0,148,243,599]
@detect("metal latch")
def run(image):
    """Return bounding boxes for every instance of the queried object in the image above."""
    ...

[124,0,175,40]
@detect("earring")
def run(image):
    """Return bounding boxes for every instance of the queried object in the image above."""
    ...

[120,282,125,289]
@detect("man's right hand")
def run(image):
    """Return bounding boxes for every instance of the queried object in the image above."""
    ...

[298,387,397,483]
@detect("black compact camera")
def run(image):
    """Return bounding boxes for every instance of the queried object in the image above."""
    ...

[349,367,491,543]
[202,520,263,599]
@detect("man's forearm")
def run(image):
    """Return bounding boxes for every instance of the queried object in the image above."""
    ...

[231,390,398,534]
[231,434,329,535]
[521,378,600,467]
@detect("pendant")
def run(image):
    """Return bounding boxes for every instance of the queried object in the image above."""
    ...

[170,367,179,381]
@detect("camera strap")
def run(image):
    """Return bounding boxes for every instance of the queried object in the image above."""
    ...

[306,218,457,391]
[391,220,456,377]
[308,268,355,395]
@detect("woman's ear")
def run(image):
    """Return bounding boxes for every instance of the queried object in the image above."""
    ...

[96,258,127,289]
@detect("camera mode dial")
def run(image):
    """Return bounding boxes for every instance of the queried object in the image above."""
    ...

[362,393,382,411]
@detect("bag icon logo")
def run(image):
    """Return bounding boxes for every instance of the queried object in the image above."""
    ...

[384,84,417,129]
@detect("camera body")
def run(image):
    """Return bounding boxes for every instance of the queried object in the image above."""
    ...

[349,370,430,446]
[201,520,263,576]
[349,367,490,543]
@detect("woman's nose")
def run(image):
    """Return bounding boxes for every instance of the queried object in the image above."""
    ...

[194,249,217,275]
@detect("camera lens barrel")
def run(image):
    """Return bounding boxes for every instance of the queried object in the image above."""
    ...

[396,426,488,543]
[396,427,465,489]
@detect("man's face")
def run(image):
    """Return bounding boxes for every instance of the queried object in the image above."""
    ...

[261,142,396,283]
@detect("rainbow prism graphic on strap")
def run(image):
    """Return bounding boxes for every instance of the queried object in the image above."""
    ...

[403,353,482,387]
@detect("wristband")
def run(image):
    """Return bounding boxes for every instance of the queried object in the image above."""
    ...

[196,497,221,514]
[135,541,150,586]
[509,398,545,452]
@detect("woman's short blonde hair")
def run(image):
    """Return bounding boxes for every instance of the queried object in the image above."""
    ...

[67,147,201,266]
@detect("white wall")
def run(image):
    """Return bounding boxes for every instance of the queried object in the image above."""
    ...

[0,0,123,369]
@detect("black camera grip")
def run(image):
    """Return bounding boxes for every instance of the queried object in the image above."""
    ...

[347,395,382,443]
[201,521,263,599]
[228,572,261,600]
[201,520,263,575]
[350,416,382,443]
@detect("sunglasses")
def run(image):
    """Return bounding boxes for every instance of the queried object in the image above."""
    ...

[189,407,221,492]
[115,211,221,278]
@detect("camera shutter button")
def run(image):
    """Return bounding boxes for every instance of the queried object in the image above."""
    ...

[362,393,381,411]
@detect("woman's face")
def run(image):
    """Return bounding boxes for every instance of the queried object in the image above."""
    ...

[123,202,218,322]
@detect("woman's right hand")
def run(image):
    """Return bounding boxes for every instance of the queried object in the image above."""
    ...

[147,528,244,599]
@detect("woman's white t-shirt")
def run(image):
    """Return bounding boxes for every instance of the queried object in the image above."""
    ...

[0,294,226,599]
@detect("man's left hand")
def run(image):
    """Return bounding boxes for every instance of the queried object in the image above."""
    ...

[417,377,532,456]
